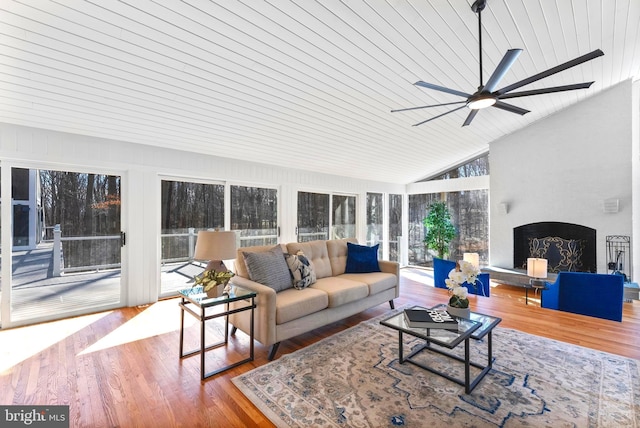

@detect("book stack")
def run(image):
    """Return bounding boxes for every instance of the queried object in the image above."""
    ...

[403,309,459,331]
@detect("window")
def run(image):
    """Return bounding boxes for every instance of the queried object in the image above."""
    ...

[297,191,330,242]
[388,194,402,262]
[231,185,278,247]
[332,194,356,240]
[297,191,356,242]
[366,193,383,256]
[425,154,489,181]
[408,190,488,266]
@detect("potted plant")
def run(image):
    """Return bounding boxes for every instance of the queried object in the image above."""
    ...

[444,260,479,318]
[193,269,235,298]
[423,201,456,260]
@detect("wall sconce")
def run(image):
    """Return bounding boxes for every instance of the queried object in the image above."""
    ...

[602,198,619,213]
[193,230,238,272]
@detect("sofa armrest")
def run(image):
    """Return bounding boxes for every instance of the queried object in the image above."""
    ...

[541,277,560,310]
[228,276,278,346]
[379,260,400,298]
[379,260,400,279]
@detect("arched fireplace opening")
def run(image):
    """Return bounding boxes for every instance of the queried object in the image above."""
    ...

[513,222,596,273]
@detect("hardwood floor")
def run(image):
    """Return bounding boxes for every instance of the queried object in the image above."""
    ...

[1,268,639,427]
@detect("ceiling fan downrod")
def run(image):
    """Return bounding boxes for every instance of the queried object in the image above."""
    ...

[471,0,487,88]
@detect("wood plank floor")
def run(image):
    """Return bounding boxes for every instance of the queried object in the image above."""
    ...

[1,268,639,427]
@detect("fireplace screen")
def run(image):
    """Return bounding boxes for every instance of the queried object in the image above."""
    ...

[514,222,596,273]
[528,236,584,273]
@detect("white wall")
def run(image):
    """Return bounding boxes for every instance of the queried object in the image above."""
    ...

[0,123,404,306]
[632,79,640,286]
[489,80,633,274]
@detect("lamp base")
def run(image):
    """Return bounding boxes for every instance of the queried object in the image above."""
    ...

[529,278,546,289]
[205,260,229,272]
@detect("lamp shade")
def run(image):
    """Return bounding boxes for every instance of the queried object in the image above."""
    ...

[527,258,548,279]
[193,230,238,262]
[463,252,480,269]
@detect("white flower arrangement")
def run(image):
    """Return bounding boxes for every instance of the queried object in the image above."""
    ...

[445,260,480,308]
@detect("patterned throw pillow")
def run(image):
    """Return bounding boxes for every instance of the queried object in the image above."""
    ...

[285,250,317,289]
[242,245,292,292]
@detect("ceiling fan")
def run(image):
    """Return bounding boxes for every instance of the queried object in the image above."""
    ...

[392,0,604,127]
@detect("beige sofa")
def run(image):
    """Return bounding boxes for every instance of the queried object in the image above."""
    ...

[228,238,400,359]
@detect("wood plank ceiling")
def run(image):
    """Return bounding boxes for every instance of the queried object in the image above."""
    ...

[1,0,639,184]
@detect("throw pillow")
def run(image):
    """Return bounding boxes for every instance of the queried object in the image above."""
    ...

[345,242,381,273]
[285,250,317,289]
[242,245,292,292]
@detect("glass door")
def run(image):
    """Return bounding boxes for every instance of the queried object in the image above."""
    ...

[3,167,123,327]
[159,179,225,296]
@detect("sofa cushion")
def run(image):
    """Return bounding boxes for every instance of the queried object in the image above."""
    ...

[284,251,317,289]
[310,277,369,307]
[275,287,329,324]
[286,240,333,278]
[242,245,292,292]
[338,272,397,295]
[326,238,357,275]
[345,242,381,273]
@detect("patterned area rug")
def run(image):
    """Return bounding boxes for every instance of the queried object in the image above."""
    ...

[232,306,640,427]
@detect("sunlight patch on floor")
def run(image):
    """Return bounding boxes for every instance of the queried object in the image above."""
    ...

[401,267,434,285]
[78,299,195,355]
[0,311,111,374]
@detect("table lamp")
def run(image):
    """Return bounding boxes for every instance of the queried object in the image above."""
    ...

[193,230,238,272]
[463,252,480,269]
[527,257,548,289]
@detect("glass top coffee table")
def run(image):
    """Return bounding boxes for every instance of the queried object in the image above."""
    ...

[380,304,501,393]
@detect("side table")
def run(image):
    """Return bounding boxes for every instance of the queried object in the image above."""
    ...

[178,285,256,381]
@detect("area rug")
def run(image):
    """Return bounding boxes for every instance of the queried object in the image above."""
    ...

[232,306,640,427]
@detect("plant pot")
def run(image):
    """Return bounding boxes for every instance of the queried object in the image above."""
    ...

[205,284,222,298]
[446,304,471,319]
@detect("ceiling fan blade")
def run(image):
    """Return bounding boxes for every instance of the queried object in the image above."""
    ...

[412,105,468,126]
[414,81,471,98]
[391,100,467,113]
[462,109,479,127]
[496,49,604,95]
[492,101,530,115]
[483,49,522,92]
[498,82,594,99]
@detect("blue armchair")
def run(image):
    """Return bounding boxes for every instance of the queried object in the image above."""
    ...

[541,272,623,321]
[433,257,490,297]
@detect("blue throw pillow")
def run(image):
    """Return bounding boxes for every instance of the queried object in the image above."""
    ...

[345,242,381,273]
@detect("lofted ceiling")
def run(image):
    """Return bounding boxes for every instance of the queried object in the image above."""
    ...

[1,0,639,184]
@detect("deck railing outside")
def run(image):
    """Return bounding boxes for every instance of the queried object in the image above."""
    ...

[50,226,279,276]
[49,227,400,276]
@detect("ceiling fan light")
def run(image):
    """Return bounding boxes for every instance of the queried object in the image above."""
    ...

[467,96,496,109]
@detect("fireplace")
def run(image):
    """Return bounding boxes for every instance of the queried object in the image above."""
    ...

[513,222,596,273]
